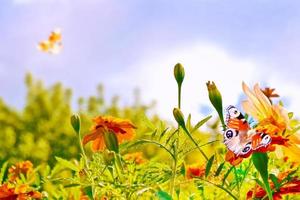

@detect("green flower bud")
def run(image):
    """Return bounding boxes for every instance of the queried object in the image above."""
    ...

[71,114,81,134]
[174,63,185,86]
[206,81,225,129]
[104,131,119,153]
[103,149,116,165]
[173,108,186,127]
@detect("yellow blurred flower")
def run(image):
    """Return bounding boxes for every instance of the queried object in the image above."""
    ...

[124,152,146,164]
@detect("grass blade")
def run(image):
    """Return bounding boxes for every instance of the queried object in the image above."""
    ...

[205,155,215,177]
[252,152,273,200]
[191,115,212,133]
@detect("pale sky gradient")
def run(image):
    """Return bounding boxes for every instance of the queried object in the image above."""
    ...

[1,0,300,120]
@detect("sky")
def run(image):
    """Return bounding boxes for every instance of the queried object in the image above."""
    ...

[1,0,300,121]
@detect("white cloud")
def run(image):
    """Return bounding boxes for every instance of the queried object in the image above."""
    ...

[109,42,300,122]
[114,42,258,121]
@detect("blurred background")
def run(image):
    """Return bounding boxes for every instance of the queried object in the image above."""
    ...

[1,0,300,164]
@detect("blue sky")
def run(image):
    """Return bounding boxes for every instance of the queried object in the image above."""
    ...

[1,0,300,119]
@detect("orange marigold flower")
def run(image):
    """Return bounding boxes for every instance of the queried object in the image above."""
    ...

[0,184,42,200]
[8,161,33,182]
[186,164,205,179]
[124,152,146,164]
[246,171,300,200]
[261,87,279,101]
[83,116,136,152]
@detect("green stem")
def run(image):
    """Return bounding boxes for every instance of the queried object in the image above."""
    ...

[195,178,238,200]
[78,131,95,199]
[170,83,182,197]
[178,84,182,109]
[170,157,178,198]
[78,131,89,168]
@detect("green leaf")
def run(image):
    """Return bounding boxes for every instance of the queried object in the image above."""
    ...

[279,100,284,107]
[55,157,79,172]
[270,174,280,191]
[180,122,208,160]
[156,190,172,200]
[159,128,169,141]
[288,112,294,119]
[215,162,225,176]
[186,114,192,131]
[180,163,186,176]
[252,152,273,200]
[0,162,8,184]
[83,186,93,200]
[64,183,81,188]
[205,155,215,177]
[254,178,265,189]
[128,139,175,160]
[175,188,180,199]
[222,166,234,186]
[191,115,212,133]
[141,114,156,130]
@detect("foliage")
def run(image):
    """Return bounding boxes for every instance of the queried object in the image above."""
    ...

[1,64,300,199]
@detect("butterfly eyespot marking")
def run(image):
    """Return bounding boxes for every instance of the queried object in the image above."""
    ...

[241,142,252,155]
[227,106,242,119]
[224,129,237,139]
[260,133,272,146]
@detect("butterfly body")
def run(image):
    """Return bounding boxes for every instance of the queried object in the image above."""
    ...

[223,105,271,156]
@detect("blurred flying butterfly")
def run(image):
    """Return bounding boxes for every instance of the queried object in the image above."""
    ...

[223,105,272,156]
[37,28,62,54]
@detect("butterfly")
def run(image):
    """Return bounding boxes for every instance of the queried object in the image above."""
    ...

[223,105,272,156]
[37,28,62,54]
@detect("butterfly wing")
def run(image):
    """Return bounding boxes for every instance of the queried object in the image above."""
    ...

[223,105,272,156]
[223,106,253,156]
[223,128,252,155]
[38,28,62,54]
[226,105,250,131]
[251,131,272,150]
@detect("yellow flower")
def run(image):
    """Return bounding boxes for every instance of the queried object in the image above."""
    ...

[242,82,300,165]
[83,116,136,152]
[241,82,289,135]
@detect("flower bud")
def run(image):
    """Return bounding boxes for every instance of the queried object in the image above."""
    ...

[71,114,81,134]
[206,81,225,128]
[104,131,119,153]
[174,63,185,86]
[173,108,186,127]
[103,149,116,165]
